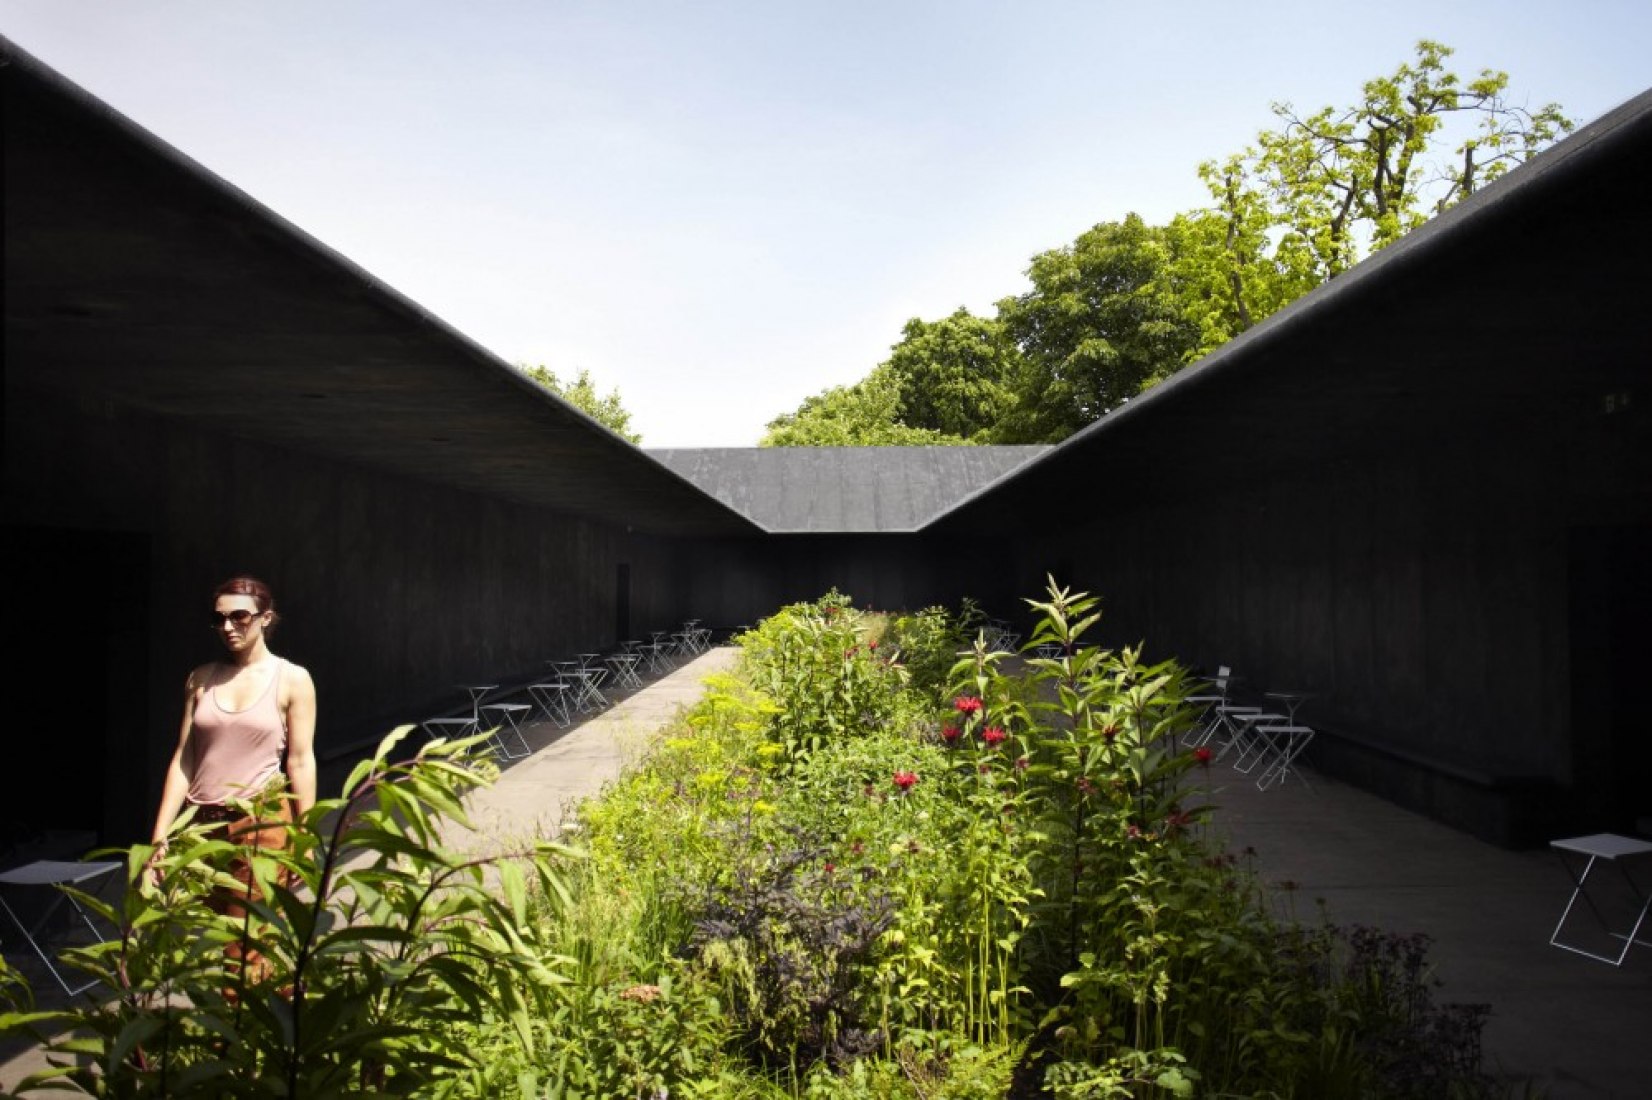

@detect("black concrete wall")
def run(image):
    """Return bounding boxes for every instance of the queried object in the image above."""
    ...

[680,533,987,632]
[3,386,688,844]
[967,422,1650,846]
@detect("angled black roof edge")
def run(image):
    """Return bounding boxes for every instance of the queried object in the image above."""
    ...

[921,84,1652,531]
[1,34,763,537]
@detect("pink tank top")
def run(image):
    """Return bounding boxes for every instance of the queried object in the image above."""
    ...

[187,659,287,806]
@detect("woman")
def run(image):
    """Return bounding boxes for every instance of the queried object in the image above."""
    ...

[148,575,317,984]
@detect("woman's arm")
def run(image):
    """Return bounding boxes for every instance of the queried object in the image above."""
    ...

[151,670,203,844]
[284,663,318,816]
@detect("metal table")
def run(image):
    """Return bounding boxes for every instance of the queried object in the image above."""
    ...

[1548,833,1652,966]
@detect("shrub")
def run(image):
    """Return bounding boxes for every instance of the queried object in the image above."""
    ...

[738,592,909,766]
[888,605,969,705]
[687,835,895,1072]
[7,729,575,1097]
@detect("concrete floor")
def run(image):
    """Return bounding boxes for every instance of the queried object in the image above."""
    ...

[1203,763,1652,1098]
[6,648,1649,1096]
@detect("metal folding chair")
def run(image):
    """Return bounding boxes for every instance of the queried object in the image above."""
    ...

[0,859,122,996]
[1184,666,1231,747]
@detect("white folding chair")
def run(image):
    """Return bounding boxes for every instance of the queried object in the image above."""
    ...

[0,859,122,996]
[1185,665,1233,747]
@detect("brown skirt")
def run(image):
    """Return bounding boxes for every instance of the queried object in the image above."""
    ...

[187,797,296,994]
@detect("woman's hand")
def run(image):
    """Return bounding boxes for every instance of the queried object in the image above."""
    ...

[143,840,168,888]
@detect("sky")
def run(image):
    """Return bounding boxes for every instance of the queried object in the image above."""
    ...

[3,2,1648,446]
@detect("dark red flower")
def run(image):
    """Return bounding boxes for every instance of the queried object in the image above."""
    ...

[850,840,865,855]
[940,723,961,744]
[823,862,836,875]
[1194,747,1213,766]
[892,770,919,791]
[868,640,878,651]
[981,726,1007,747]
[1076,776,1097,796]
[1126,823,1143,840]
[953,696,983,714]
[1014,755,1029,771]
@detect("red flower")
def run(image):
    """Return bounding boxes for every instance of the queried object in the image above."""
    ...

[940,723,961,744]
[1014,755,1029,771]
[981,726,1007,747]
[868,640,878,651]
[953,696,983,714]
[893,770,919,791]
[824,862,836,874]
[850,840,865,855]
[1193,747,1213,766]
[1102,723,1120,742]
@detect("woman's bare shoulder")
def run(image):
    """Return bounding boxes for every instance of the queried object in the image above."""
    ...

[281,658,316,693]
[184,662,222,693]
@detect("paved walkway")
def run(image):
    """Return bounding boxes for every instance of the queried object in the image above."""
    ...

[438,646,741,855]
[1203,765,1652,1099]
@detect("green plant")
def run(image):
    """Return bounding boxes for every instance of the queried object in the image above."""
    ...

[687,835,895,1072]
[739,592,907,767]
[888,606,968,704]
[14,729,576,1097]
[537,965,730,1100]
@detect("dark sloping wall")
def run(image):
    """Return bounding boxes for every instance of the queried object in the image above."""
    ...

[929,88,1652,845]
[4,388,689,841]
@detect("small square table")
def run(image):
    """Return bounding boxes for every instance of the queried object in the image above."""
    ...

[0,859,122,995]
[1548,832,1652,966]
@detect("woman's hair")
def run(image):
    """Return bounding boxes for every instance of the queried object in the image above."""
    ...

[213,575,281,632]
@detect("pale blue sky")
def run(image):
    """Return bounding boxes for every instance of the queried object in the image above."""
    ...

[4,2,1648,445]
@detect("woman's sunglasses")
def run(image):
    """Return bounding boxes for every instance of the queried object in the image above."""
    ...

[209,609,262,629]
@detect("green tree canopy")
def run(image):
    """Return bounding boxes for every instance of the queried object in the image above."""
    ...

[993,215,1200,443]
[1172,40,1572,352]
[881,308,1021,441]
[520,364,642,444]
[760,366,967,447]
[758,40,1571,444]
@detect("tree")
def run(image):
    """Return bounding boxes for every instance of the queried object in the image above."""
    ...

[993,215,1199,443]
[880,308,1021,441]
[1160,40,1571,357]
[760,365,967,447]
[520,364,642,444]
